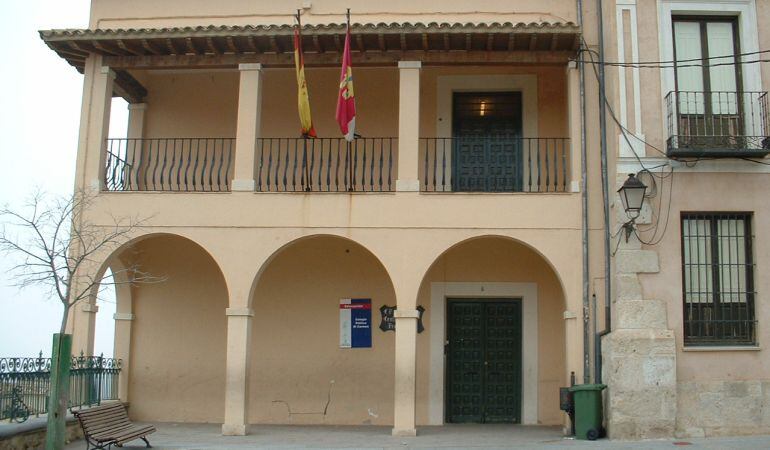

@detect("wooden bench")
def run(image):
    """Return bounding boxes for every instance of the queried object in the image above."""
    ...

[73,402,155,450]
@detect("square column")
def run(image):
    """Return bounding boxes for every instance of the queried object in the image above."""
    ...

[124,103,147,189]
[222,308,254,435]
[76,55,115,191]
[113,312,134,402]
[69,302,99,356]
[232,63,263,192]
[127,103,147,139]
[566,61,582,193]
[396,61,421,192]
[392,310,419,436]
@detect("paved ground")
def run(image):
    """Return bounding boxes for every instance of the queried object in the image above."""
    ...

[60,423,770,449]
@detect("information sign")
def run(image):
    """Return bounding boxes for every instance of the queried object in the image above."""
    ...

[339,298,372,348]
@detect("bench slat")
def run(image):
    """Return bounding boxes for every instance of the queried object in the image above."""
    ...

[74,403,155,447]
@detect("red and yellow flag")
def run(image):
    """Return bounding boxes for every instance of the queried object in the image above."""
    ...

[335,16,356,141]
[294,15,316,138]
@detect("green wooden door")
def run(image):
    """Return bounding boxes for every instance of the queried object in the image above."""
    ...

[452,92,523,192]
[446,299,522,424]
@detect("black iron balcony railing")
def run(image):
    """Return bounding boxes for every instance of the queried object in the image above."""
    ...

[420,137,570,193]
[104,138,234,191]
[665,91,770,158]
[0,353,121,423]
[256,137,396,192]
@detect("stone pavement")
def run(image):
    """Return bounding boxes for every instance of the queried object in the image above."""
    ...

[60,423,770,449]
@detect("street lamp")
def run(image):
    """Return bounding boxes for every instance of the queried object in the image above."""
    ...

[617,173,647,241]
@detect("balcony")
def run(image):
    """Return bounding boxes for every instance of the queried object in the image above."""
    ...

[104,136,571,193]
[665,90,770,158]
[105,138,235,192]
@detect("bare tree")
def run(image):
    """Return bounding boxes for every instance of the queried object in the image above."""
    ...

[0,189,159,334]
[0,188,161,450]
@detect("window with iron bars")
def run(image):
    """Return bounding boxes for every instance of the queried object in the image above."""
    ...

[681,213,756,346]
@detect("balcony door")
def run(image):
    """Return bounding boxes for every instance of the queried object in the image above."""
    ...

[673,17,743,148]
[452,92,523,192]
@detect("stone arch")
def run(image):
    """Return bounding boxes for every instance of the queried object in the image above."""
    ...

[417,234,570,302]
[246,233,398,426]
[91,232,230,423]
[246,232,397,309]
[414,233,568,427]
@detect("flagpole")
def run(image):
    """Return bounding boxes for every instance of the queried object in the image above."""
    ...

[345,9,353,191]
[296,9,312,191]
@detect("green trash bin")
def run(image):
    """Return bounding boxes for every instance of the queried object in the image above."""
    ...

[568,384,606,440]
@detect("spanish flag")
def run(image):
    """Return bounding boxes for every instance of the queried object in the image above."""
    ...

[294,13,316,138]
[335,12,356,141]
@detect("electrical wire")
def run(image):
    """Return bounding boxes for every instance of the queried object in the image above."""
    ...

[635,164,675,246]
[581,38,677,245]
[582,48,770,67]
[576,48,770,69]
[581,45,673,172]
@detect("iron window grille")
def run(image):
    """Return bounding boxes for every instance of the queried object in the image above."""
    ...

[681,213,756,346]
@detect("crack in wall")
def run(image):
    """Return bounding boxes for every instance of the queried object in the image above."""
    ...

[272,380,334,418]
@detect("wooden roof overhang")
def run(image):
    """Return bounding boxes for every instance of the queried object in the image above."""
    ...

[40,22,581,103]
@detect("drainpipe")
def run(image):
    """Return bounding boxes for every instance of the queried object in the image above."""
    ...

[595,0,612,385]
[576,0,591,385]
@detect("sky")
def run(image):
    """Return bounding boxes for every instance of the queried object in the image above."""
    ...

[0,1,127,357]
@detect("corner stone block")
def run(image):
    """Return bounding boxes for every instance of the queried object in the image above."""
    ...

[615,274,642,301]
[602,329,676,358]
[615,249,659,274]
[615,299,668,329]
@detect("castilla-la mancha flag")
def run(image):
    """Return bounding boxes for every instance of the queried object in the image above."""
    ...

[294,16,316,138]
[335,20,356,141]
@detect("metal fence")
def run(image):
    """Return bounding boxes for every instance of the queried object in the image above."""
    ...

[0,353,121,422]
[665,90,770,154]
[104,138,235,191]
[420,137,570,192]
[256,137,396,192]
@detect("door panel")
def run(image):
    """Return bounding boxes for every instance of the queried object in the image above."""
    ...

[452,93,523,192]
[446,299,522,424]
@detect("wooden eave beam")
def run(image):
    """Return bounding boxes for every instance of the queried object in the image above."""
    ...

[103,50,576,69]
[225,36,239,54]
[115,39,142,56]
[206,37,221,55]
[112,70,147,104]
[140,39,161,55]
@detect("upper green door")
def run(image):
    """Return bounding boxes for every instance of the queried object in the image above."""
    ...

[452,92,524,192]
[446,299,523,424]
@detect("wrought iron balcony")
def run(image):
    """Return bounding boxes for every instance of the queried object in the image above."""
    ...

[420,137,570,193]
[105,138,234,191]
[255,137,396,192]
[665,90,770,158]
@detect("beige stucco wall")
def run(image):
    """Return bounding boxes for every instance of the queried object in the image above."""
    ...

[640,172,770,377]
[137,65,567,140]
[609,0,770,389]
[606,0,770,437]
[248,236,397,425]
[65,0,613,435]
[125,235,228,423]
[88,0,579,29]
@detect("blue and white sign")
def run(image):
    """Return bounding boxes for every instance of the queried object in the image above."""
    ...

[339,298,372,348]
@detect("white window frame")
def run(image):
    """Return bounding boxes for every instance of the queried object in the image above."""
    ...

[657,0,762,141]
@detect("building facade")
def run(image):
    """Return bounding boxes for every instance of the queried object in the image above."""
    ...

[40,0,769,439]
